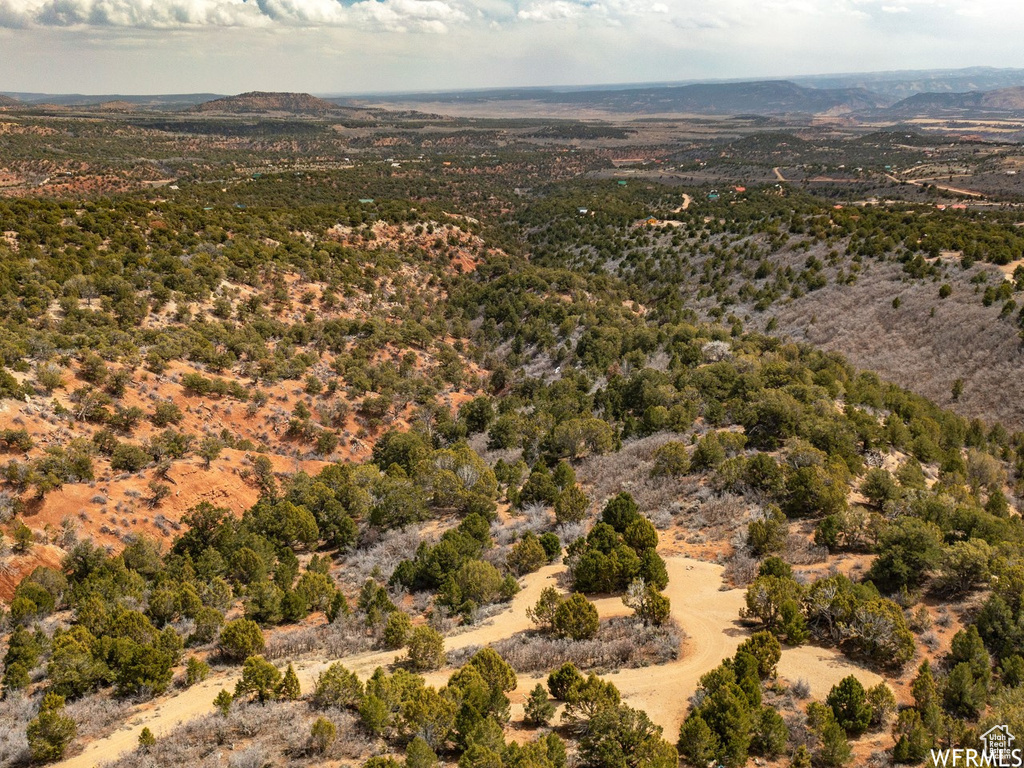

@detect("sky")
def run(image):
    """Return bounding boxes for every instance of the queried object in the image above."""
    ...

[1,0,1023,95]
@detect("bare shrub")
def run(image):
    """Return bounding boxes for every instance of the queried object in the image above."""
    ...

[785,536,829,565]
[66,694,134,742]
[791,678,811,699]
[0,691,32,767]
[448,617,682,673]
[229,747,268,768]
[555,521,587,546]
[724,549,759,587]
[342,527,424,587]
[265,615,374,661]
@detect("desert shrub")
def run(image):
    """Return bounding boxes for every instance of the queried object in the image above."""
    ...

[234,655,281,703]
[382,611,413,649]
[507,533,548,576]
[218,619,265,661]
[826,676,871,736]
[313,663,364,710]
[406,626,445,671]
[309,717,336,755]
[27,693,77,763]
[524,683,555,726]
[651,441,691,477]
[552,593,599,640]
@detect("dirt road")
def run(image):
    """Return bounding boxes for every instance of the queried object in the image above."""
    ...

[57,556,881,766]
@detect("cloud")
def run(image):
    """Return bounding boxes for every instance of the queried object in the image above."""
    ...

[0,0,467,29]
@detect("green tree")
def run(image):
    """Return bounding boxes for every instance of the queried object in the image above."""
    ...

[382,611,413,649]
[27,693,77,763]
[578,704,678,768]
[552,593,600,640]
[807,702,852,767]
[751,707,789,758]
[185,656,210,686]
[747,505,788,556]
[234,655,282,703]
[524,683,556,727]
[650,441,691,477]
[279,662,301,700]
[138,727,156,752]
[825,676,871,736]
[310,716,337,754]
[313,662,364,709]
[213,689,233,716]
[548,662,585,700]
[601,492,640,533]
[406,736,439,768]
[507,533,548,576]
[555,484,589,524]
[406,626,445,671]
[623,580,671,626]
[528,589,569,630]
[678,714,719,767]
[218,618,265,661]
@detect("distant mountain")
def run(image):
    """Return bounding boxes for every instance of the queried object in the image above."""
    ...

[195,91,337,114]
[360,80,885,116]
[0,94,22,107]
[793,67,1024,102]
[885,86,1024,116]
[0,92,220,107]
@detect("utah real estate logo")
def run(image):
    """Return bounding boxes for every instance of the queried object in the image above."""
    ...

[931,725,1021,766]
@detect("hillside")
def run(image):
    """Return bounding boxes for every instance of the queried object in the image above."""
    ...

[887,85,1024,115]
[1,106,1024,768]
[363,80,885,115]
[194,91,337,114]
[0,94,21,107]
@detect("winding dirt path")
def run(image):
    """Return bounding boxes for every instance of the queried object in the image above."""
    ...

[671,193,693,213]
[57,557,881,766]
[883,172,984,199]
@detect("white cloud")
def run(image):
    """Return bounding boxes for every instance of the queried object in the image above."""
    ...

[0,0,468,28]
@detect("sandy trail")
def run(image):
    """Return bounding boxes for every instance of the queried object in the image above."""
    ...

[671,193,693,213]
[883,172,984,199]
[57,557,881,767]
[773,167,786,181]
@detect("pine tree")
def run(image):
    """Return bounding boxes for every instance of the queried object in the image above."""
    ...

[524,683,555,727]
[279,662,301,700]
[138,727,156,752]
[27,693,77,763]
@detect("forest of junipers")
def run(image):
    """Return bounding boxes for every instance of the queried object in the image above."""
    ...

[2,109,1024,768]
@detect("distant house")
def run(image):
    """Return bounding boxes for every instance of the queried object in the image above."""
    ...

[578,208,589,215]
[733,186,746,193]
[617,180,628,186]
[707,190,720,201]
[358,198,375,204]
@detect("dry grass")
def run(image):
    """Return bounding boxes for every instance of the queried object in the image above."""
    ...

[66,694,134,744]
[448,616,683,673]
[264,615,376,661]
[0,692,33,767]
[341,526,425,587]
[100,701,376,768]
